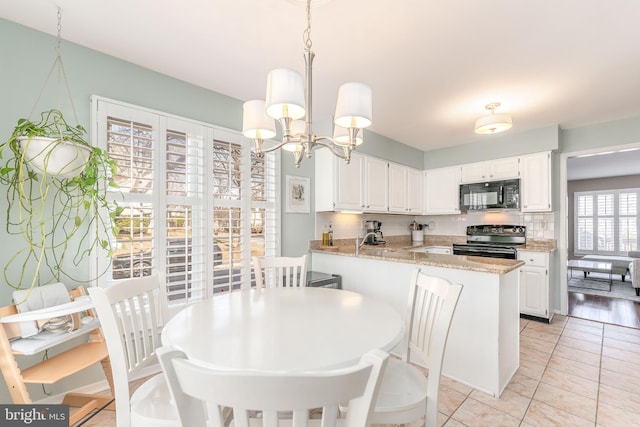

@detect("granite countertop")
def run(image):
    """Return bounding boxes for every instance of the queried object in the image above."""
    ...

[310,236,527,275]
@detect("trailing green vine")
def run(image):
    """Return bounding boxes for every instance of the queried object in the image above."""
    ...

[0,109,121,291]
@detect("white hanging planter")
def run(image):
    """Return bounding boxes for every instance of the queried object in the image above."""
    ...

[18,136,91,179]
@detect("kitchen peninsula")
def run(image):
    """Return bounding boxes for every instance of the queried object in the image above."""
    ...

[310,238,524,397]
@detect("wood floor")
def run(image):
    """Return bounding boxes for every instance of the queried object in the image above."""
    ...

[568,291,640,328]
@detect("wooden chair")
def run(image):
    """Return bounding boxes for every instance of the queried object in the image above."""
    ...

[252,255,308,288]
[157,345,388,427]
[87,274,180,427]
[0,285,114,426]
[367,269,463,426]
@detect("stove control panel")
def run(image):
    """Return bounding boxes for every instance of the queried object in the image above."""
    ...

[467,225,525,236]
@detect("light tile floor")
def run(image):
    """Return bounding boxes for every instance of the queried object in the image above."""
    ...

[77,315,640,427]
[438,315,640,427]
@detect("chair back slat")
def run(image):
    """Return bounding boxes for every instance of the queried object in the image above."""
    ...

[400,268,462,427]
[88,273,166,427]
[158,346,388,427]
[252,255,308,288]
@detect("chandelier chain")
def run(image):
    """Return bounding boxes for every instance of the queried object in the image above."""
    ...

[303,0,313,52]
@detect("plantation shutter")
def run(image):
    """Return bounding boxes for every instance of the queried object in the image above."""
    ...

[574,189,640,255]
[92,96,280,306]
[576,194,593,251]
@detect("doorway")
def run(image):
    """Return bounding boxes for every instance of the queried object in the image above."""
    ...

[559,143,640,328]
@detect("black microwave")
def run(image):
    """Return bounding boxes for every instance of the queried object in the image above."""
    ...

[459,179,520,211]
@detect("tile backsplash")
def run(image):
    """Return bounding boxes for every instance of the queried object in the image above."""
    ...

[316,211,556,241]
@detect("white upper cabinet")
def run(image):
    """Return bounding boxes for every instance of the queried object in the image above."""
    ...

[520,151,552,212]
[364,156,388,212]
[315,149,364,211]
[460,156,519,183]
[388,163,422,214]
[315,151,422,215]
[388,162,407,213]
[406,167,423,214]
[424,166,461,215]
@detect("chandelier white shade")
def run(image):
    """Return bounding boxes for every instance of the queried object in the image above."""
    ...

[265,69,306,120]
[474,102,512,134]
[334,82,373,129]
[242,0,372,167]
[242,100,276,140]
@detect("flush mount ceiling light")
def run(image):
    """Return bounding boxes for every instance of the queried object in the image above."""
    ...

[474,102,512,134]
[242,0,372,167]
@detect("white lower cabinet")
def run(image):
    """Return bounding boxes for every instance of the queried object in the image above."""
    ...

[518,250,554,321]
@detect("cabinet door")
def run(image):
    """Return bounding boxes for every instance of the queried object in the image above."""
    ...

[519,267,548,317]
[406,167,423,214]
[460,157,519,183]
[460,162,486,183]
[518,251,550,318]
[387,162,407,213]
[424,166,461,215]
[488,157,519,180]
[335,152,364,211]
[520,152,551,212]
[364,156,388,212]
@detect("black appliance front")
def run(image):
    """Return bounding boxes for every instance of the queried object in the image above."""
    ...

[452,225,526,259]
[459,179,520,211]
[452,243,518,259]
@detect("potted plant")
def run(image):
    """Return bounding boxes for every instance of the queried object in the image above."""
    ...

[0,108,121,291]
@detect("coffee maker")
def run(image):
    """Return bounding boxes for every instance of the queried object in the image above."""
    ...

[364,220,385,245]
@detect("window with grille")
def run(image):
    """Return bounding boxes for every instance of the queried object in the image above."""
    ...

[92,96,279,308]
[574,189,639,255]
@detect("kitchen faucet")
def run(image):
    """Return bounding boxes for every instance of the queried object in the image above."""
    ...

[355,232,379,255]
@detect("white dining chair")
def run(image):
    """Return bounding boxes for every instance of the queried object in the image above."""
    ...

[88,273,180,427]
[366,268,463,427]
[252,254,308,288]
[158,345,389,427]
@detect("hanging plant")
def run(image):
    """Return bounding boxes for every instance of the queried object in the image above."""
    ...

[0,11,121,293]
[0,109,121,291]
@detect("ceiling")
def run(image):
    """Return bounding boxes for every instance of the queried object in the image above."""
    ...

[1,0,640,154]
[567,149,640,181]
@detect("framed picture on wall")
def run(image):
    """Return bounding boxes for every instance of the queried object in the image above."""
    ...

[285,175,310,213]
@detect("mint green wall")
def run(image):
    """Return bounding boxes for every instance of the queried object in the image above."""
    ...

[561,115,640,152]
[424,125,560,168]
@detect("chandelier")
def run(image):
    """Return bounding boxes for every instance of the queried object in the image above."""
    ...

[242,0,372,167]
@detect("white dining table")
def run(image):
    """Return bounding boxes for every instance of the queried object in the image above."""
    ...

[161,286,404,372]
